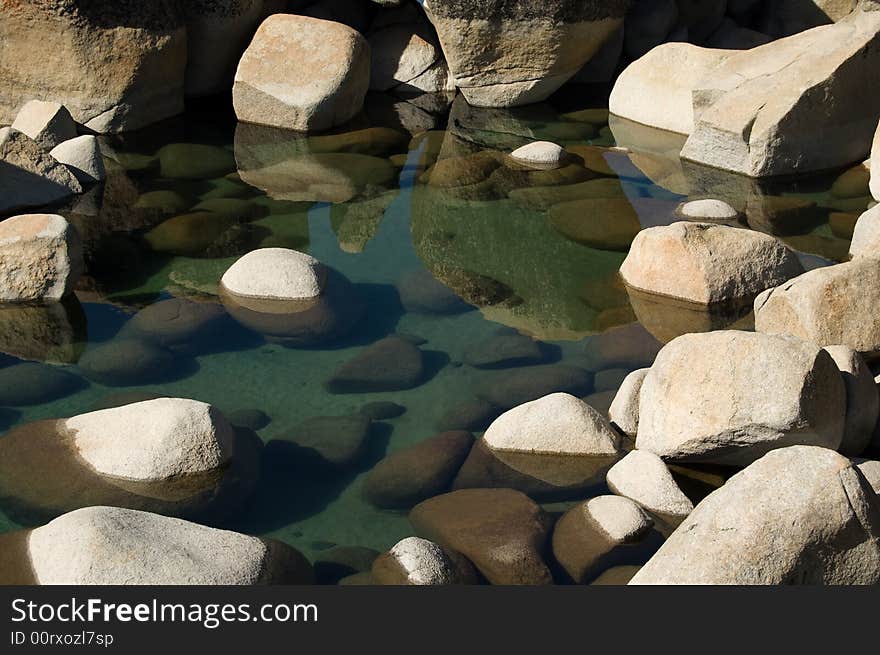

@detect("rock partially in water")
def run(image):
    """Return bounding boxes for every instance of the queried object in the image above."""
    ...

[637,331,846,466]
[462,332,546,369]
[754,258,880,359]
[607,451,694,529]
[50,135,106,185]
[270,413,374,468]
[552,495,658,584]
[0,129,82,214]
[11,100,77,150]
[473,365,593,410]
[509,142,568,170]
[364,430,474,509]
[0,362,85,406]
[325,337,425,394]
[609,368,649,437]
[221,248,326,301]
[233,14,370,131]
[823,345,879,457]
[0,297,87,364]
[4,506,311,585]
[409,488,554,585]
[630,446,880,584]
[157,143,236,180]
[372,537,479,585]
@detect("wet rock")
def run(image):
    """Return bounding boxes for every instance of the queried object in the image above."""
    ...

[271,414,373,468]
[409,488,554,585]
[754,258,880,359]
[548,197,670,252]
[823,346,879,456]
[78,338,177,387]
[462,332,545,369]
[50,135,106,184]
[11,100,77,150]
[637,331,846,466]
[144,212,237,256]
[620,222,804,306]
[227,408,271,431]
[0,214,82,303]
[0,128,82,214]
[0,298,87,365]
[581,323,663,370]
[325,337,425,394]
[608,368,649,437]
[134,190,190,215]
[221,248,325,301]
[359,401,406,421]
[372,537,479,585]
[157,143,236,180]
[607,451,694,528]
[120,298,226,349]
[13,507,311,585]
[509,142,567,170]
[233,15,370,131]
[552,495,656,584]
[0,2,185,132]
[630,447,880,584]
[0,362,85,406]
[364,431,474,509]
[473,365,593,410]
[435,399,502,432]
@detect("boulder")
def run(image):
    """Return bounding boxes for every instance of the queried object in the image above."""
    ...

[0,128,82,214]
[10,100,77,150]
[854,458,880,495]
[363,431,474,509]
[120,298,226,349]
[49,135,106,184]
[552,495,656,583]
[78,338,177,387]
[606,450,694,526]
[371,537,479,585]
[423,0,627,107]
[0,2,186,132]
[16,506,311,585]
[325,337,425,393]
[848,204,880,258]
[233,14,370,131]
[409,488,554,585]
[637,331,847,465]
[221,248,326,301]
[630,446,880,584]
[0,362,85,406]
[608,368,649,437]
[620,222,804,306]
[754,258,880,359]
[823,346,879,456]
[680,10,880,177]
[0,214,83,302]
[367,10,452,93]
[509,142,568,170]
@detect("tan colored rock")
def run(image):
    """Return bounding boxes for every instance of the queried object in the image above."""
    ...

[754,258,880,359]
[221,248,326,301]
[49,135,106,184]
[854,458,880,495]
[823,346,879,456]
[870,121,880,202]
[10,100,77,150]
[0,2,186,132]
[849,204,880,258]
[371,537,479,585]
[620,222,804,305]
[606,450,694,525]
[608,368,649,437]
[233,14,370,131]
[637,331,846,465]
[509,142,567,170]
[630,446,880,584]
[0,214,83,302]
[424,0,627,107]
[0,128,82,214]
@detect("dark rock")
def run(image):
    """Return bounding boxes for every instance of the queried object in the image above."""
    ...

[0,363,86,406]
[359,401,407,421]
[581,322,663,370]
[314,545,380,585]
[227,408,271,431]
[364,431,474,509]
[473,364,592,409]
[270,414,373,468]
[90,391,164,412]
[325,337,425,394]
[436,399,503,432]
[78,339,179,387]
[463,332,546,369]
[120,298,226,349]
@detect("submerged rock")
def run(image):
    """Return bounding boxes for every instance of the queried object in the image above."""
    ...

[325,337,425,394]
[409,488,554,585]
[0,214,83,303]
[157,143,236,180]
[462,332,546,369]
[435,399,502,432]
[270,414,373,468]
[233,14,370,131]
[630,447,880,585]
[3,506,311,585]
[78,338,178,387]
[371,537,479,585]
[120,298,226,350]
[637,331,846,466]
[0,298,87,364]
[0,362,85,406]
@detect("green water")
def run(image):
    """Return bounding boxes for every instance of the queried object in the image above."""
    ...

[0,90,867,567]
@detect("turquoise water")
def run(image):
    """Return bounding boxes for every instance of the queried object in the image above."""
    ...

[0,91,867,570]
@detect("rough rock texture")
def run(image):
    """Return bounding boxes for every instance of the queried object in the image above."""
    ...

[608,368,649,437]
[423,0,628,107]
[25,507,312,584]
[65,399,234,482]
[0,1,186,132]
[552,495,655,583]
[221,248,326,301]
[849,204,880,258]
[823,346,879,456]
[855,458,880,494]
[10,100,77,150]
[637,331,846,466]
[630,447,880,584]
[620,222,804,305]
[606,450,694,525]
[0,214,83,302]
[754,258,880,359]
[371,537,479,585]
[681,10,880,177]
[233,14,370,131]
[409,488,554,585]
[0,127,82,214]
[49,135,106,184]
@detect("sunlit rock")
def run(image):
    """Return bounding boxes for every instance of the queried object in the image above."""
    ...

[372,537,479,585]
[0,129,82,214]
[11,100,77,150]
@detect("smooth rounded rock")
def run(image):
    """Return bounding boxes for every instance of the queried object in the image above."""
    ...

[50,135,106,184]
[371,537,479,585]
[676,199,740,221]
[78,339,178,387]
[221,248,326,301]
[608,368,649,437]
[0,362,85,406]
[509,142,567,170]
[11,100,77,150]
[606,451,694,527]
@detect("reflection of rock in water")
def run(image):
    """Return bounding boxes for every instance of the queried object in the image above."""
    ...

[625,285,755,344]
[221,268,364,347]
[0,296,87,364]
[330,190,398,253]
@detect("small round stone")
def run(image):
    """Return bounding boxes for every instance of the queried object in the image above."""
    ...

[220,248,326,301]
[509,141,567,169]
[677,199,740,221]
